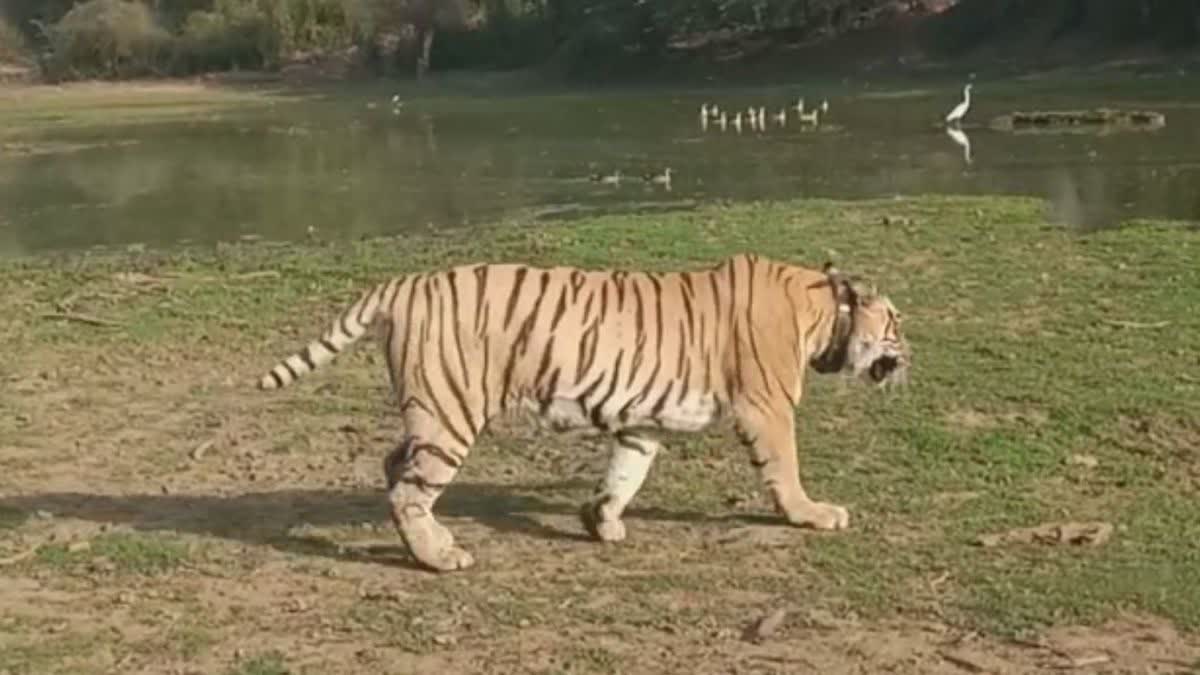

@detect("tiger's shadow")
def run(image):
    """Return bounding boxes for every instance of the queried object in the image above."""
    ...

[0,483,771,571]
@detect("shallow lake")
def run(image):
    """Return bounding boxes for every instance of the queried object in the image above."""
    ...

[2,75,1198,256]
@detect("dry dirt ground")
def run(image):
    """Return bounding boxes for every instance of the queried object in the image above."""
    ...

[0,315,1195,675]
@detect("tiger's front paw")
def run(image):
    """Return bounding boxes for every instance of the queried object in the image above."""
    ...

[785,501,850,531]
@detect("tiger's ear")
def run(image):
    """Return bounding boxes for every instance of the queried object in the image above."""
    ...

[848,277,878,301]
[816,261,845,291]
[822,261,841,283]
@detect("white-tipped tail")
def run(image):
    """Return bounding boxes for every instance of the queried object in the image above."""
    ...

[258,278,399,390]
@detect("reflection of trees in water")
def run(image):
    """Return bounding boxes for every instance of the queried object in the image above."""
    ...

[2,117,561,250]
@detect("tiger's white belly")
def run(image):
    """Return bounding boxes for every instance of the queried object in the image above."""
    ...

[526,394,719,433]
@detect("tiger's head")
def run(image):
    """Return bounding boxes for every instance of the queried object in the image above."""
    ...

[810,264,910,388]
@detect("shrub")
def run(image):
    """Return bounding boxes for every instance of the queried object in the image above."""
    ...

[175,0,279,72]
[45,0,171,79]
[0,16,35,66]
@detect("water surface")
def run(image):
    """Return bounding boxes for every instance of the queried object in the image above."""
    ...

[2,78,1198,256]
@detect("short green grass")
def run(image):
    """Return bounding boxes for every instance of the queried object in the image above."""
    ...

[0,81,285,141]
[1,193,1198,657]
[228,651,291,675]
[33,532,190,576]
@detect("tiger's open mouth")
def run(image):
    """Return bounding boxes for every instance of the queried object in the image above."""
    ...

[867,355,899,383]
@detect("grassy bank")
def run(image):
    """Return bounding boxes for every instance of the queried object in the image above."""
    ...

[1,196,1198,673]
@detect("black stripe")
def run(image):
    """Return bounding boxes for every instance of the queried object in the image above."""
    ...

[612,272,626,312]
[681,272,695,297]
[269,371,284,388]
[549,284,569,331]
[574,372,606,418]
[438,338,479,440]
[499,281,546,410]
[570,270,585,301]
[319,337,339,354]
[728,326,743,401]
[398,475,449,493]
[395,276,422,400]
[651,275,664,362]
[539,367,561,414]
[521,273,552,357]
[650,380,674,421]
[383,321,398,393]
[577,323,600,382]
[503,267,528,329]
[626,331,646,388]
[744,260,773,393]
[473,265,490,335]
[804,309,826,343]
[675,319,687,377]
[615,433,654,456]
[680,278,696,345]
[418,358,471,448]
[633,278,645,337]
[384,276,405,316]
[708,272,722,330]
[676,357,691,404]
[339,312,356,340]
[480,337,492,421]
[703,350,713,393]
[624,360,661,414]
[355,284,379,326]
[581,290,595,325]
[412,442,464,469]
[588,350,625,429]
[775,373,796,407]
[399,396,435,417]
[300,346,317,370]
[534,336,557,389]
[282,360,300,379]
[727,258,737,326]
[447,270,470,385]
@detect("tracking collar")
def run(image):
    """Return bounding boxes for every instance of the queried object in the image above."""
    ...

[809,263,857,373]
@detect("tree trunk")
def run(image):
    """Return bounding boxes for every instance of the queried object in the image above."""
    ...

[417,24,435,79]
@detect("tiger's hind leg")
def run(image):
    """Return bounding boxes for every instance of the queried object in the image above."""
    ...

[580,432,661,543]
[383,413,475,572]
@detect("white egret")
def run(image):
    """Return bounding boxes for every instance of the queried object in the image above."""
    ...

[945,83,972,126]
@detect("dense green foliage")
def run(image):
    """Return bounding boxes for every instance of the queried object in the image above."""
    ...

[0,15,33,68]
[0,1,1197,81]
[928,0,1200,55]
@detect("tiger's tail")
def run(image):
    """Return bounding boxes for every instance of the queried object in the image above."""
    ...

[258,278,398,390]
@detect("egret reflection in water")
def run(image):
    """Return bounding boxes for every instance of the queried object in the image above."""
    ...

[944,126,973,166]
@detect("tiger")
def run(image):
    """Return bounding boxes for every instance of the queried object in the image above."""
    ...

[257,253,909,572]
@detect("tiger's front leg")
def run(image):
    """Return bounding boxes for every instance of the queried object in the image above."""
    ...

[580,432,661,542]
[735,402,850,531]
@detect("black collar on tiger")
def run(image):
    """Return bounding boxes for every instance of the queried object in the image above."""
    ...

[809,263,857,374]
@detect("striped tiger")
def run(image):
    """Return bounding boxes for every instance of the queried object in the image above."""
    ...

[258,253,909,572]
